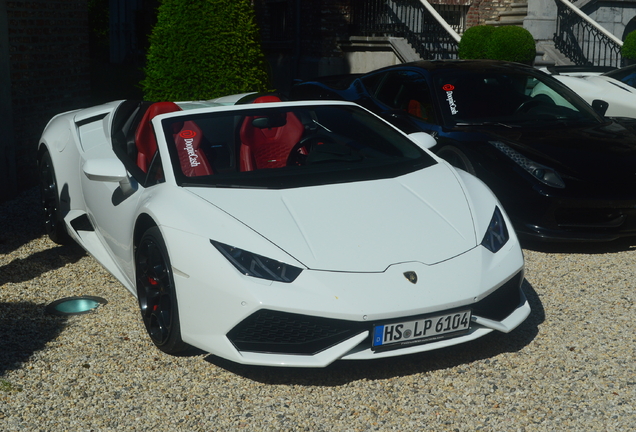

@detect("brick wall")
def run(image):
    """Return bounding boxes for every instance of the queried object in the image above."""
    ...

[253,0,353,89]
[311,0,352,57]
[254,0,352,58]
[466,0,515,27]
[6,0,91,193]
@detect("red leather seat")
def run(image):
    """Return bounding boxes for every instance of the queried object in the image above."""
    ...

[135,101,212,177]
[239,96,304,171]
[135,102,182,173]
[173,120,214,177]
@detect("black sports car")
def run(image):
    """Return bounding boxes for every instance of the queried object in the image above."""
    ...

[291,60,636,242]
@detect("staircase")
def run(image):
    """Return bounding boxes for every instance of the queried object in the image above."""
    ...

[485,1,528,27]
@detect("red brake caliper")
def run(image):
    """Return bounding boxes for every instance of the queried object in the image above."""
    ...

[148,277,159,311]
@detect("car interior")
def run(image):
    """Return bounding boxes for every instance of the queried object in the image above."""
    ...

[109,94,429,189]
[238,95,305,171]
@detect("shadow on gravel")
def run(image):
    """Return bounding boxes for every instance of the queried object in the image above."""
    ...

[0,188,46,255]
[0,243,85,286]
[205,279,544,386]
[522,236,636,254]
[0,302,67,375]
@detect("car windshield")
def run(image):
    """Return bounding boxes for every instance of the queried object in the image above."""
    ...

[162,104,434,188]
[431,69,601,127]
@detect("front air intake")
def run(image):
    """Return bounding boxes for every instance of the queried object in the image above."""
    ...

[227,309,365,355]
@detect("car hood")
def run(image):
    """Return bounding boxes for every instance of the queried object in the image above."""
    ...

[555,75,636,97]
[553,75,636,118]
[467,120,636,189]
[187,164,478,272]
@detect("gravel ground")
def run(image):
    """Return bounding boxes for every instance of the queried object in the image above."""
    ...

[1,188,635,431]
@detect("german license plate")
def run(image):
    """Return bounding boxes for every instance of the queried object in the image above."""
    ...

[372,310,471,351]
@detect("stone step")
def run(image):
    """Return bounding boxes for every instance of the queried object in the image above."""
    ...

[484,1,528,27]
[499,9,527,19]
[484,18,525,26]
[499,14,526,22]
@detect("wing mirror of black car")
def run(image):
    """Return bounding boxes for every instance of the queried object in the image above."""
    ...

[592,99,609,117]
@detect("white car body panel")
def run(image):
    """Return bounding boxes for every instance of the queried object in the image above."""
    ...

[552,74,636,118]
[38,97,530,367]
[188,165,477,271]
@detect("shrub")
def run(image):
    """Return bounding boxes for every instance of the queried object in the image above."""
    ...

[484,26,536,65]
[458,25,495,60]
[622,30,636,60]
[141,0,269,101]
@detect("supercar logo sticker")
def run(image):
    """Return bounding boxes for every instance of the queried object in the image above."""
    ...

[179,130,197,139]
[443,84,459,115]
[404,271,418,284]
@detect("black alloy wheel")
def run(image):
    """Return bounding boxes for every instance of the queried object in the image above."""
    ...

[38,150,70,244]
[436,145,476,175]
[135,227,189,354]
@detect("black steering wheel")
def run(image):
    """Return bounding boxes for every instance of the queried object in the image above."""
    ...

[286,135,323,166]
[515,98,545,114]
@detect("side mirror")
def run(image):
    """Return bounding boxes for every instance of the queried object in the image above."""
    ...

[592,99,609,117]
[408,132,437,150]
[83,158,134,194]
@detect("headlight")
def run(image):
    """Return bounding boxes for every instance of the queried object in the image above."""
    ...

[211,240,303,282]
[481,207,509,253]
[490,141,565,188]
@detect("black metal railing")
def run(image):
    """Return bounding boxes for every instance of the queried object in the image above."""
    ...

[553,0,622,67]
[351,0,462,60]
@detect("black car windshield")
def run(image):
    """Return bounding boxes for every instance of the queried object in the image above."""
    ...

[162,104,435,188]
[431,69,601,127]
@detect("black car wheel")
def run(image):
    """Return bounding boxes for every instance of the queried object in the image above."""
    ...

[437,145,476,175]
[38,150,70,244]
[135,227,189,354]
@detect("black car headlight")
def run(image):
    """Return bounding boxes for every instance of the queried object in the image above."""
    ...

[211,240,303,282]
[490,141,565,188]
[481,207,509,253]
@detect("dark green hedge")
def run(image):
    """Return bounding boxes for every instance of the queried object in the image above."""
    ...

[458,25,536,65]
[141,0,269,101]
[622,30,636,60]
[457,25,495,60]
[484,26,536,65]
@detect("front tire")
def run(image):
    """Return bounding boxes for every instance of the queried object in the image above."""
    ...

[135,227,190,354]
[38,150,70,244]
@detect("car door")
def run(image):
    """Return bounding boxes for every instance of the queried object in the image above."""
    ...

[79,151,146,285]
[79,114,169,286]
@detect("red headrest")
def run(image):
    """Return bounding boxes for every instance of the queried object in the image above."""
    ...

[135,102,182,172]
[253,95,282,104]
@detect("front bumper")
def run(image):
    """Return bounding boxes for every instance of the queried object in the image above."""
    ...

[166,226,528,367]
[509,186,636,242]
[226,271,529,367]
